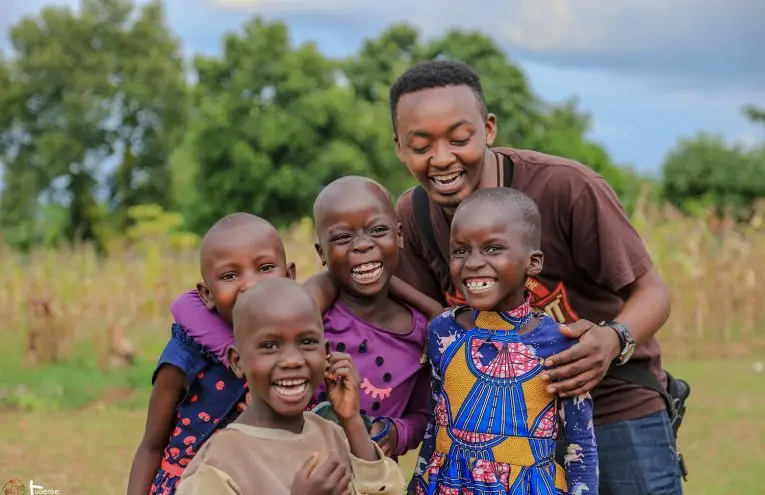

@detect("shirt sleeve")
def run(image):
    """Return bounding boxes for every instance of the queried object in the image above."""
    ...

[170,289,230,336]
[395,190,448,306]
[152,330,208,386]
[569,177,653,292]
[350,442,407,495]
[560,392,599,495]
[389,361,431,456]
[176,464,241,495]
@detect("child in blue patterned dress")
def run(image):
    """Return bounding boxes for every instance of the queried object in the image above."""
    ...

[127,212,316,495]
[409,187,598,495]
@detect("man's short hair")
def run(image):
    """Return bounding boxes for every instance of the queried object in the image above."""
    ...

[389,59,488,131]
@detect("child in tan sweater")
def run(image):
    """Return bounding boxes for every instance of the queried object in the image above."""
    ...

[176,278,405,495]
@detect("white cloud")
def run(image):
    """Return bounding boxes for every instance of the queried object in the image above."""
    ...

[206,0,765,91]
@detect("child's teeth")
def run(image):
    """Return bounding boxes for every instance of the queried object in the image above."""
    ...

[467,280,495,290]
[351,262,383,281]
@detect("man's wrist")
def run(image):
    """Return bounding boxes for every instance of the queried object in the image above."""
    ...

[600,320,635,365]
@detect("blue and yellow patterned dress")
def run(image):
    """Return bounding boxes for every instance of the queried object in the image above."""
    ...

[410,300,598,495]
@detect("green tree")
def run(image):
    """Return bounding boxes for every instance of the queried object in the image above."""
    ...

[186,18,376,232]
[661,132,764,220]
[0,0,186,247]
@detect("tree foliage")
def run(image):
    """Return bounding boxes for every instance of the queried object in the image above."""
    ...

[0,0,186,248]
[661,108,765,221]
[6,1,759,248]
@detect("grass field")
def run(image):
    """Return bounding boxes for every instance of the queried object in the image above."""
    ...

[2,359,763,494]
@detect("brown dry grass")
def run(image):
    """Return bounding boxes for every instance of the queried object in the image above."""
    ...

[2,199,764,367]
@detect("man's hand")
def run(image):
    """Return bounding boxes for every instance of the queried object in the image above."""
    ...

[541,319,621,397]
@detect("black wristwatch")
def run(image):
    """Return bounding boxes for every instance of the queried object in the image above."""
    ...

[600,320,635,366]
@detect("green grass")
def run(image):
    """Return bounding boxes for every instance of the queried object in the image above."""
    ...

[1,359,762,494]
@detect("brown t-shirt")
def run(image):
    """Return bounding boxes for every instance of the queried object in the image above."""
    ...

[395,147,666,426]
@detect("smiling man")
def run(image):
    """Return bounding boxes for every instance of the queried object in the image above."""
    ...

[392,60,682,495]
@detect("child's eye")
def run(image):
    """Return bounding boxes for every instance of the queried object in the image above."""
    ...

[301,338,319,347]
[370,226,389,235]
[220,272,238,281]
[410,145,429,154]
[261,342,278,350]
[331,234,351,243]
[451,247,468,257]
[485,246,503,254]
[451,138,470,146]
[259,264,275,272]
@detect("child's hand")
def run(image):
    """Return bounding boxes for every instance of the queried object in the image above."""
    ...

[325,351,360,422]
[370,419,399,457]
[290,451,351,495]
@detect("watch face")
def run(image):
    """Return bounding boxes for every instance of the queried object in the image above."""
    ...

[622,342,636,362]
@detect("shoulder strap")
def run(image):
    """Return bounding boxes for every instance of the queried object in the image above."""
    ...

[413,185,447,269]
[501,153,514,187]
[608,361,674,416]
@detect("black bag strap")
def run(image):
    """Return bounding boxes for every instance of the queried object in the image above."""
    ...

[607,361,675,416]
[413,185,445,267]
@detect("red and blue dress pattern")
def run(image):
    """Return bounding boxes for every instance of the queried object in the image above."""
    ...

[149,324,248,495]
[409,303,598,495]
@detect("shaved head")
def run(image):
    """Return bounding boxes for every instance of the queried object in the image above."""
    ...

[454,187,542,250]
[200,212,285,283]
[312,176,395,233]
[232,278,322,342]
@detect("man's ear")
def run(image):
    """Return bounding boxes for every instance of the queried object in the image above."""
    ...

[197,282,216,311]
[396,222,404,249]
[286,261,296,280]
[227,346,245,379]
[314,242,326,267]
[394,133,405,164]
[484,113,498,147]
[527,250,544,277]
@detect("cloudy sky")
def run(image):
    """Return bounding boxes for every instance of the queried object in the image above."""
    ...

[2,0,763,174]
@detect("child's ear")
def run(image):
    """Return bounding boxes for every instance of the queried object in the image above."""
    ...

[526,250,544,277]
[314,242,326,267]
[196,282,216,311]
[228,346,245,379]
[396,222,404,249]
[286,262,296,281]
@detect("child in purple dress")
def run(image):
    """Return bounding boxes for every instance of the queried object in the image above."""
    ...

[171,176,439,459]
[127,213,329,495]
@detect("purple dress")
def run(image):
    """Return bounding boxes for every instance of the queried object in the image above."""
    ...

[170,290,432,457]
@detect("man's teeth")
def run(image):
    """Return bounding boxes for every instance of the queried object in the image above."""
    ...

[466,280,495,291]
[272,379,308,397]
[352,262,383,281]
[432,171,462,185]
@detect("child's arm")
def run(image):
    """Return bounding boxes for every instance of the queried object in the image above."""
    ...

[170,289,227,333]
[383,362,431,457]
[126,365,186,495]
[390,276,444,319]
[326,352,406,494]
[560,391,599,494]
[302,271,339,313]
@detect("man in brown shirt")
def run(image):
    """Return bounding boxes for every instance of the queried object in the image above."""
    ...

[390,60,683,494]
